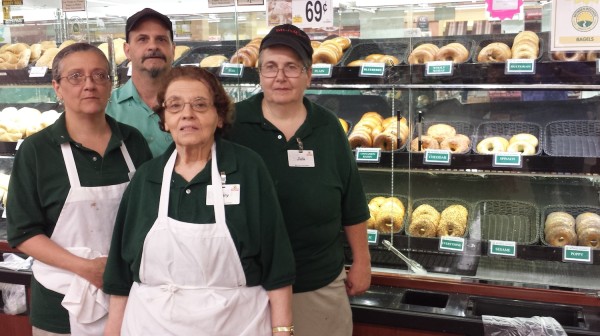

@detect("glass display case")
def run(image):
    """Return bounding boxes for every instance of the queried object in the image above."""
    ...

[2,1,600,335]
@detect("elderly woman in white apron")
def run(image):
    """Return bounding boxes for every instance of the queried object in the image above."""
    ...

[103,66,295,336]
[6,43,152,336]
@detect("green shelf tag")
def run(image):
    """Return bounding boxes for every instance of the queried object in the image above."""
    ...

[489,240,517,257]
[367,229,378,244]
[493,153,522,167]
[220,63,244,78]
[439,236,465,252]
[359,63,385,77]
[506,59,535,74]
[563,245,592,263]
[425,61,453,76]
[355,148,381,162]
[312,64,332,78]
[424,149,451,165]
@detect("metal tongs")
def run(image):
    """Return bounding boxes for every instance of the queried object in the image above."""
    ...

[382,240,428,275]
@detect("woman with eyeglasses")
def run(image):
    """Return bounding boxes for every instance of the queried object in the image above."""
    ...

[227,24,371,336]
[102,66,295,336]
[6,42,152,336]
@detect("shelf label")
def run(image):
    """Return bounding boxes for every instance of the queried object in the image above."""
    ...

[15,139,23,150]
[493,152,522,167]
[489,240,517,257]
[423,149,451,165]
[359,63,385,77]
[425,61,453,76]
[29,66,47,78]
[505,59,535,74]
[439,236,465,252]
[219,63,244,78]
[355,147,381,162]
[563,245,592,263]
[367,229,378,244]
[311,64,332,78]
[597,59,600,75]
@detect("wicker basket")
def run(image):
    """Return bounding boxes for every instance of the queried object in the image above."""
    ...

[473,121,543,155]
[472,200,539,245]
[540,204,600,247]
[406,198,473,238]
[544,120,600,157]
[408,121,474,154]
[366,193,408,235]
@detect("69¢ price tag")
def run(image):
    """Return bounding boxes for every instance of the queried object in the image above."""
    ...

[292,0,334,28]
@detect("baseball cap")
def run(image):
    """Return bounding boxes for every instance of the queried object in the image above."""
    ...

[126,8,174,42]
[260,24,313,63]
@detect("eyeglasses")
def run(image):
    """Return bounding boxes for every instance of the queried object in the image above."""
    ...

[60,71,111,85]
[259,63,306,78]
[163,98,212,113]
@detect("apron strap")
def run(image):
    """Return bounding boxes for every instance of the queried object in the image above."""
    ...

[159,150,178,218]
[120,142,136,179]
[210,143,226,225]
[60,143,80,188]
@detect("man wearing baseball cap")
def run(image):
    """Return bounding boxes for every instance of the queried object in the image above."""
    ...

[228,24,371,336]
[106,8,175,157]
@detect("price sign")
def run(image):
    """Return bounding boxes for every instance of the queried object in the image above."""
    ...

[292,0,333,29]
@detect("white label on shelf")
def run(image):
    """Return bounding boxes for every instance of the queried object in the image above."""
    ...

[367,229,378,244]
[355,148,381,163]
[15,139,23,151]
[312,64,332,78]
[29,66,48,78]
[563,245,593,263]
[597,59,600,75]
[493,152,522,167]
[439,236,465,252]
[291,0,334,29]
[505,59,536,74]
[423,149,451,165]
[425,61,453,76]
[359,63,385,77]
[127,66,132,77]
[489,240,517,257]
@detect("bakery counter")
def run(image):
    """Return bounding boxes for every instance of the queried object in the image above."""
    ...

[350,276,600,336]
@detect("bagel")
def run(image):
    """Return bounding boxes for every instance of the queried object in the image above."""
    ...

[361,112,384,123]
[29,44,42,63]
[348,129,372,149]
[35,47,59,68]
[576,212,600,233]
[408,48,436,64]
[552,51,587,62]
[412,204,441,221]
[514,31,539,45]
[427,123,456,143]
[545,225,577,247]
[312,47,338,64]
[408,215,438,237]
[586,51,600,61]
[438,204,469,237]
[369,196,388,207]
[331,36,351,50]
[435,43,469,63]
[509,133,538,148]
[347,59,366,67]
[545,212,576,234]
[373,132,398,151]
[310,40,322,49]
[476,137,509,154]
[376,200,405,234]
[506,141,536,155]
[5,43,28,54]
[578,227,600,248]
[319,42,343,60]
[200,55,228,68]
[410,135,439,152]
[230,48,256,67]
[478,42,511,63]
[440,134,471,154]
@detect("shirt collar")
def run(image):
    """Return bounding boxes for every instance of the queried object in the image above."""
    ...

[147,136,238,184]
[49,112,126,152]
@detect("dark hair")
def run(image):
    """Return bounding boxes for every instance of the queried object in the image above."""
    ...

[154,66,234,137]
[52,42,109,82]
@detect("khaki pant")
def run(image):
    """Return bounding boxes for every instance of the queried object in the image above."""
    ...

[32,326,70,336]
[292,270,352,336]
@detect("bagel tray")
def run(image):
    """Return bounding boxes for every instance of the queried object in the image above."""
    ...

[472,200,539,245]
[341,39,407,66]
[540,204,600,248]
[473,34,545,63]
[407,37,475,64]
[366,193,408,235]
[408,120,474,154]
[405,197,473,239]
[472,121,543,156]
[543,120,600,157]
[172,43,239,67]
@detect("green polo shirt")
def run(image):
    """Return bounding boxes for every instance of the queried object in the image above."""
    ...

[103,137,295,296]
[7,113,152,334]
[106,80,173,157]
[227,93,369,293]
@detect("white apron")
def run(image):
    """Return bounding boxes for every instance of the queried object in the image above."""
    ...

[121,144,271,336]
[31,142,135,336]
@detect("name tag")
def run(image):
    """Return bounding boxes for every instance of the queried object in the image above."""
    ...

[206,184,241,205]
[287,150,315,167]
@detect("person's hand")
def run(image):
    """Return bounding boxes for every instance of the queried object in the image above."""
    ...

[77,256,107,289]
[345,261,371,296]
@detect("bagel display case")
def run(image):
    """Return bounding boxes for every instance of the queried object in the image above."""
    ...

[2,1,600,335]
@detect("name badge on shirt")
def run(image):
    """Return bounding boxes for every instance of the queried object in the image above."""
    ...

[206,184,241,205]
[287,150,315,167]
